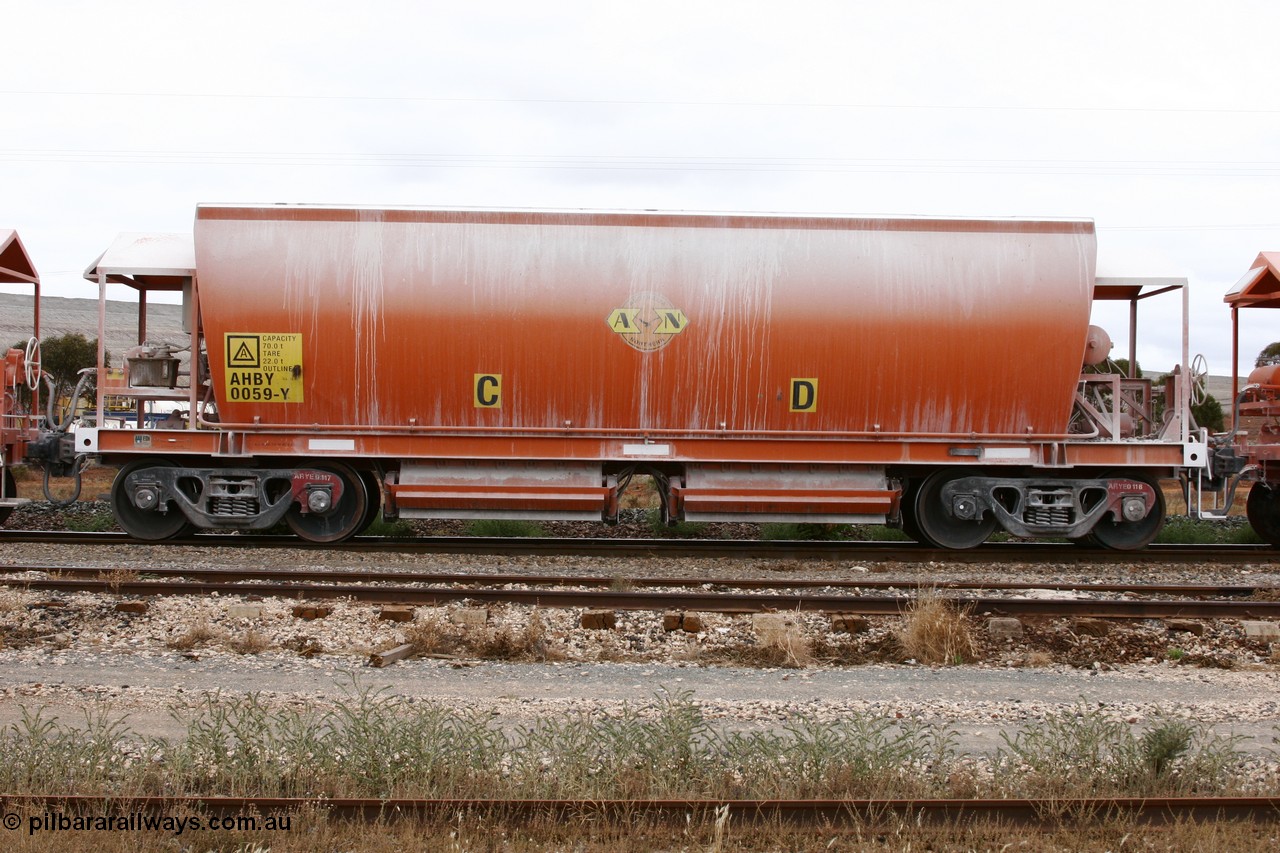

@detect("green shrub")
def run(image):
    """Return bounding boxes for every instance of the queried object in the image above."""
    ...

[855,525,913,542]
[645,508,707,537]
[1154,516,1221,544]
[1154,516,1261,545]
[993,705,1246,797]
[63,509,116,532]
[361,515,415,537]
[1227,523,1265,544]
[760,522,850,541]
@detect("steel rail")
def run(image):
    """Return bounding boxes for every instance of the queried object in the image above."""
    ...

[1,794,1278,825]
[1,530,1278,564]
[6,576,1280,619]
[1,563,1271,598]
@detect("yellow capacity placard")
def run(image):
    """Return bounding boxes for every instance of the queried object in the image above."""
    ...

[223,333,304,403]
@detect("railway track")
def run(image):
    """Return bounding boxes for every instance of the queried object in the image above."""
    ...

[4,570,1279,620]
[2,530,1278,564]
[3,562,1275,597]
[2,794,1278,825]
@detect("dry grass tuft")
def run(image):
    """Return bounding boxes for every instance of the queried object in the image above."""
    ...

[1023,650,1056,667]
[511,607,562,661]
[166,620,223,651]
[405,608,562,662]
[897,588,978,665]
[96,568,139,595]
[404,614,464,657]
[286,635,326,657]
[0,589,25,614]
[228,627,273,655]
[744,613,813,668]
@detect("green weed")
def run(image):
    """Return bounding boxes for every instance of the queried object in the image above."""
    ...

[1154,516,1222,544]
[855,524,913,541]
[760,522,850,541]
[63,508,116,532]
[463,518,547,537]
[993,704,1246,797]
[1155,515,1262,544]
[645,508,707,537]
[359,514,415,537]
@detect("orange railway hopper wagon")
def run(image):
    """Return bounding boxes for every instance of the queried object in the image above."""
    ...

[23,206,1209,547]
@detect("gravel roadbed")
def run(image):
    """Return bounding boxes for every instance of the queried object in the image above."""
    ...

[2,541,1278,764]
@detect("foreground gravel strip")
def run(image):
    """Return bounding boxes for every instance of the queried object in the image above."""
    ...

[0,654,1277,757]
[1,540,1277,767]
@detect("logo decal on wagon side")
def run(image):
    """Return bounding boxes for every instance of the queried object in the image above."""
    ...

[223,333,305,403]
[607,291,688,352]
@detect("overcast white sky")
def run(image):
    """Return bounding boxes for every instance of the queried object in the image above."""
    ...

[2,0,1278,378]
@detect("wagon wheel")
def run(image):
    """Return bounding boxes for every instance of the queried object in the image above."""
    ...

[357,469,383,533]
[285,462,369,543]
[1087,472,1165,551]
[897,478,926,543]
[111,459,195,541]
[912,468,996,549]
[1246,481,1280,546]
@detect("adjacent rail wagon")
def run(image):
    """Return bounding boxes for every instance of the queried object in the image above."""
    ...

[2,206,1230,548]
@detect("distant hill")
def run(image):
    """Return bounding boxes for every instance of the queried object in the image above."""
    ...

[0,292,186,365]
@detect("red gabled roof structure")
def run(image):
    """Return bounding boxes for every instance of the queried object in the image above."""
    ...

[0,229,38,285]
[0,229,40,341]
[1225,252,1280,309]
[1225,252,1280,428]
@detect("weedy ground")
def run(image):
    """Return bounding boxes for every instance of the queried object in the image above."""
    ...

[0,686,1272,801]
[0,686,1277,851]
